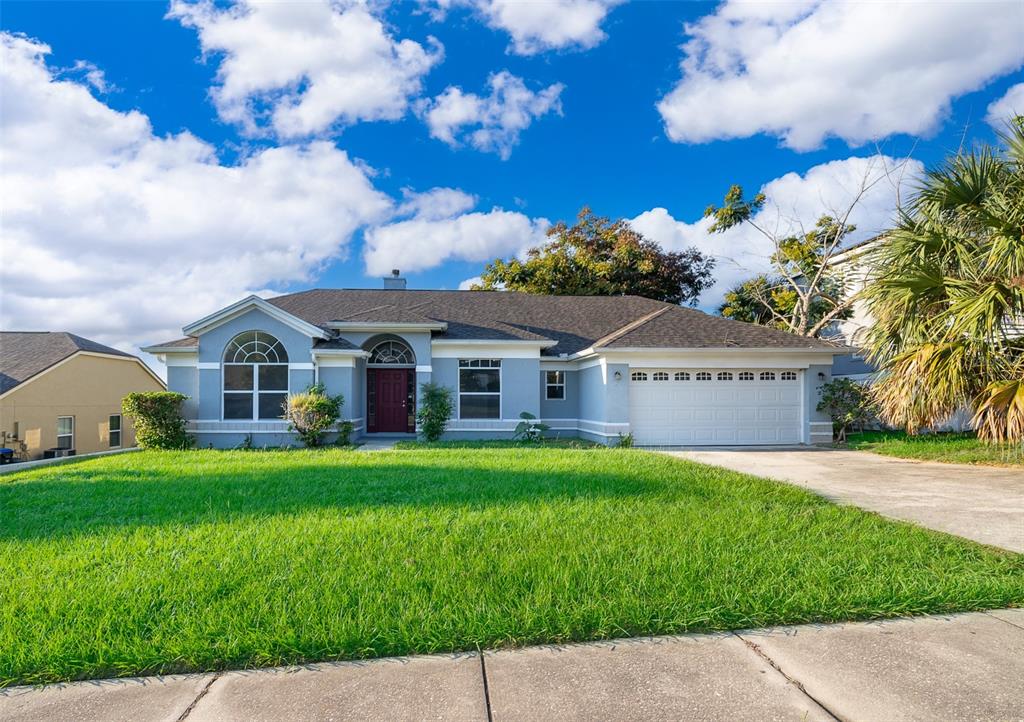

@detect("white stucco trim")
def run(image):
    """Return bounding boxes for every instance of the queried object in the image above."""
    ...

[289,363,314,371]
[432,340,555,359]
[143,345,198,354]
[416,365,432,373]
[198,362,219,370]
[182,295,328,340]
[314,356,357,368]
[163,353,198,367]
[593,350,841,369]
[538,360,577,370]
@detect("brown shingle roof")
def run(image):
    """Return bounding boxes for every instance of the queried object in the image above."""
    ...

[0,332,134,394]
[265,289,838,356]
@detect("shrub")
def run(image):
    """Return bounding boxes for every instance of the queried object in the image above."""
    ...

[417,382,453,442]
[283,383,344,447]
[817,378,875,443]
[616,432,634,448]
[336,421,355,447]
[122,391,192,450]
[513,411,550,443]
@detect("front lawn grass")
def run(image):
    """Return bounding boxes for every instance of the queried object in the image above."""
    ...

[847,430,1023,466]
[1,448,1021,686]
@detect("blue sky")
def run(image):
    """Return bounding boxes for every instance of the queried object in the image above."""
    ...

[1,0,1022,355]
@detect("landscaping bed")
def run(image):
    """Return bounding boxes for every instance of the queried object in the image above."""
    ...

[1,447,1021,685]
[846,430,1023,466]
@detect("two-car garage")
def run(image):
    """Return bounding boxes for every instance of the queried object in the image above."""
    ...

[628,368,803,446]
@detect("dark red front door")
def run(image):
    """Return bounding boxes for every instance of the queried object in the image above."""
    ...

[373,368,410,432]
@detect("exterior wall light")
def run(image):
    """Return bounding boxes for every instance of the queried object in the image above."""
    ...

[613,370,622,381]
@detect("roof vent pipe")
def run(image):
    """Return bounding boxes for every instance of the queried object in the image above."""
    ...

[383,269,407,290]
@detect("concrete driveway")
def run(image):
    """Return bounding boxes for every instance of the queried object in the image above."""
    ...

[662,448,1024,552]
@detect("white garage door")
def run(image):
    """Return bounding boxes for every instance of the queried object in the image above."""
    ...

[628,369,802,446]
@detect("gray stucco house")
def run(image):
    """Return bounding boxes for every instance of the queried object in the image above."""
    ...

[144,280,843,447]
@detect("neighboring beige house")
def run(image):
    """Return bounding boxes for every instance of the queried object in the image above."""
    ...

[0,332,164,461]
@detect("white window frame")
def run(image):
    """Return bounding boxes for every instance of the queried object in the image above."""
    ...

[717,371,734,381]
[674,372,690,381]
[56,416,74,450]
[781,371,798,381]
[545,370,566,400]
[222,331,291,421]
[631,371,647,381]
[458,359,502,420]
[695,371,711,381]
[108,414,122,448]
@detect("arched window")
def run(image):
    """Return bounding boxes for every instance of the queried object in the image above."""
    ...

[674,372,690,381]
[367,340,415,365]
[223,331,289,420]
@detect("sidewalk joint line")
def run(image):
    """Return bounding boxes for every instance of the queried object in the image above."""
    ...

[478,648,494,722]
[176,671,221,721]
[733,632,842,722]
[984,610,1024,632]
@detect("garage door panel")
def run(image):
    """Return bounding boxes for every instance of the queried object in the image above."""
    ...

[630,369,802,447]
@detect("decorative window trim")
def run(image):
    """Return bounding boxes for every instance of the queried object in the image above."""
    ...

[631,371,648,381]
[108,414,122,448]
[545,370,566,400]
[674,371,690,381]
[738,372,755,381]
[781,371,798,381]
[760,371,776,381]
[56,416,74,450]
[222,331,290,421]
[367,340,415,366]
[458,359,501,420]
[652,371,669,381]
[717,371,734,381]
[695,371,712,381]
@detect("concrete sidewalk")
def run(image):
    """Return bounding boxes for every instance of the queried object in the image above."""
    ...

[4,609,1022,721]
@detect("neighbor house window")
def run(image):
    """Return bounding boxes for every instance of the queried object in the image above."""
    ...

[223,331,289,420]
[760,371,776,381]
[674,372,690,381]
[459,359,501,419]
[695,371,711,381]
[738,372,754,381]
[109,415,122,448]
[56,416,74,449]
[717,372,734,381]
[545,371,565,400]
[631,371,647,381]
[781,371,798,381]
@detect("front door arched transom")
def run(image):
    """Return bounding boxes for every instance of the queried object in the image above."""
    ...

[365,338,415,433]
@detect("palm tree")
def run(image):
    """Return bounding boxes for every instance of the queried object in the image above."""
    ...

[862,120,1024,443]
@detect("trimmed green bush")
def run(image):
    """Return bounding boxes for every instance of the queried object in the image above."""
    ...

[284,384,344,447]
[417,382,453,442]
[121,391,191,449]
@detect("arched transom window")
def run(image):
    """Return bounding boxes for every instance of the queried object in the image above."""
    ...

[223,331,289,420]
[368,340,414,366]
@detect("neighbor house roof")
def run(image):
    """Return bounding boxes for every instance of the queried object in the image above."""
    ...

[0,332,135,394]
[264,289,840,356]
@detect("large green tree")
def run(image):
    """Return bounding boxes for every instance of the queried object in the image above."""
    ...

[475,208,715,305]
[707,188,857,337]
[862,121,1024,442]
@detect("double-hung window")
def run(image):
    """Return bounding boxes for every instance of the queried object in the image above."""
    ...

[56,416,74,449]
[545,371,565,400]
[108,415,122,448]
[459,360,501,419]
[223,331,290,420]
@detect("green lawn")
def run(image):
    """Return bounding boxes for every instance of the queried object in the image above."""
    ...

[846,430,1024,466]
[1,448,1021,686]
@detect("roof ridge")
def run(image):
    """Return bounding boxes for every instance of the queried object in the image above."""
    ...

[591,306,672,348]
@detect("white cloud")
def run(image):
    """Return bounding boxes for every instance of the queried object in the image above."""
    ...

[658,1,1024,150]
[458,276,483,290]
[987,83,1024,128]
[395,187,478,221]
[429,0,620,55]
[0,32,392,356]
[421,71,563,159]
[168,0,442,137]
[364,196,549,275]
[630,155,923,308]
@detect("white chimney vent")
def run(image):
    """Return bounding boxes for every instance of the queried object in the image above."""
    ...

[383,269,407,290]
